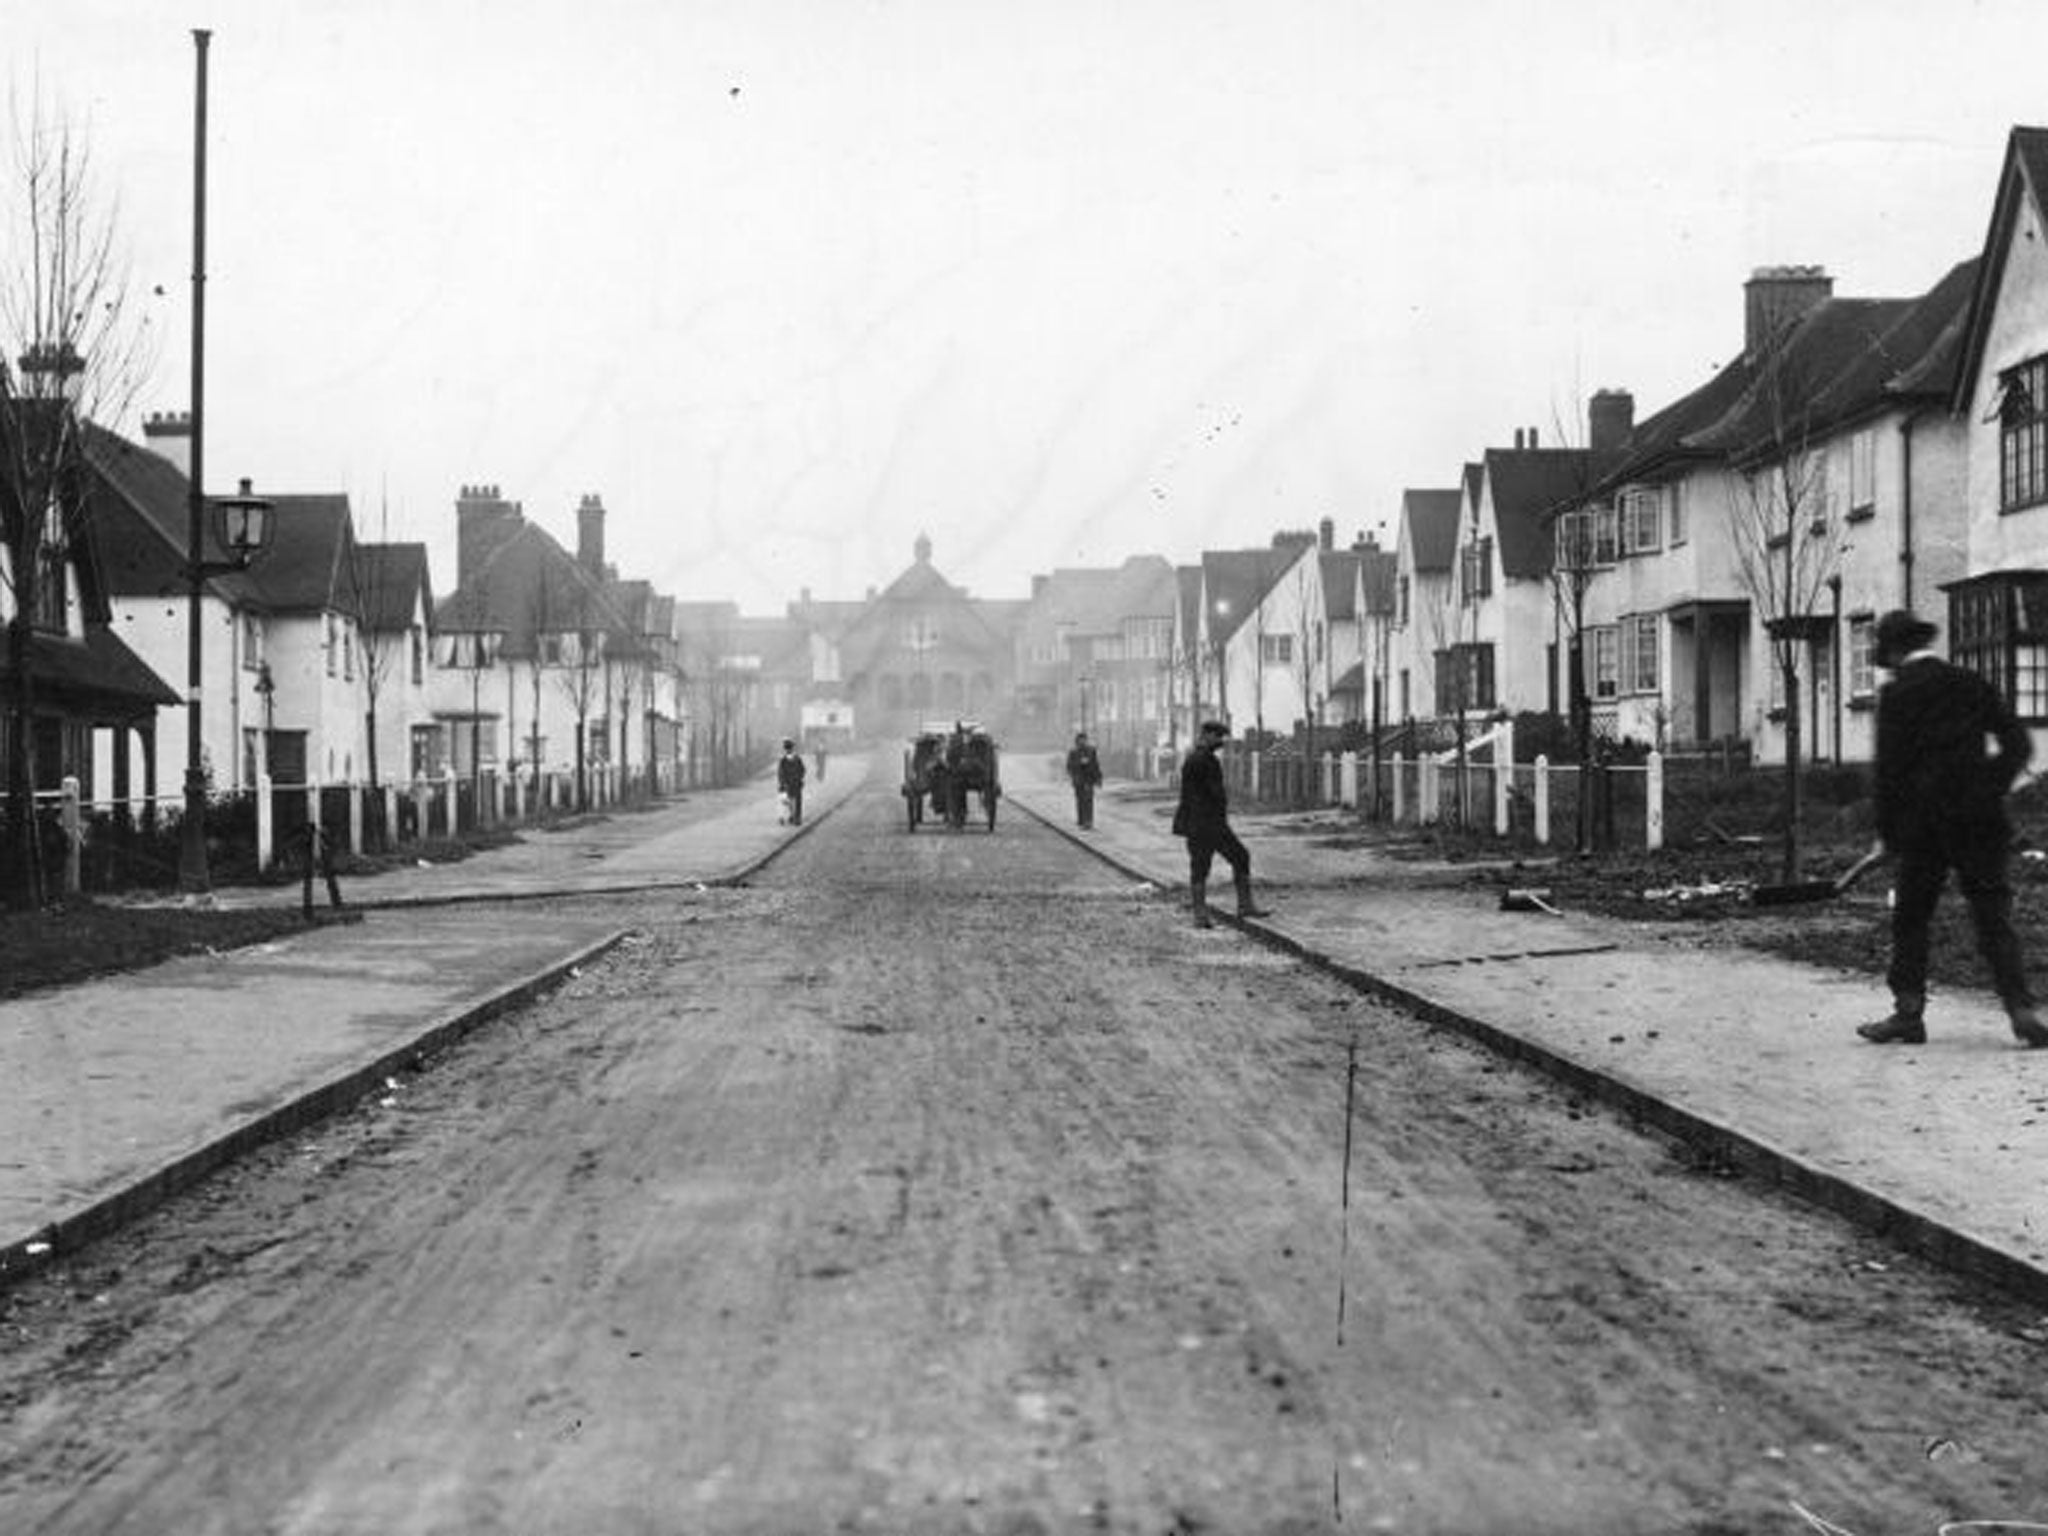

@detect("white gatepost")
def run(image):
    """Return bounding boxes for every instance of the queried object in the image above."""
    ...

[1493,719,1515,835]
[1646,750,1665,851]
[1249,749,1261,802]
[383,783,399,850]
[1391,752,1406,824]
[1340,751,1358,810]
[348,782,364,855]
[257,771,274,870]
[60,777,81,895]
[412,779,431,844]
[512,769,526,823]
[307,777,322,845]
[444,768,459,836]
[1419,754,1437,825]
[1533,755,1551,846]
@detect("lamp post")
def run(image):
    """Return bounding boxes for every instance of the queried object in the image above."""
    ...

[178,29,274,893]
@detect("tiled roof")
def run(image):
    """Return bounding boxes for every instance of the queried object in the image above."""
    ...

[1953,127,2048,412]
[1201,547,1296,642]
[1401,489,1461,572]
[354,543,432,632]
[1486,448,1608,579]
[82,423,259,604]
[1320,551,1361,620]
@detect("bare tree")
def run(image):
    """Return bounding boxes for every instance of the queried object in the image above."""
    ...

[548,585,606,813]
[1728,395,1841,884]
[0,87,151,907]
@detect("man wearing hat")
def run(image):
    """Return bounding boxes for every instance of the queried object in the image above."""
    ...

[1172,719,1271,929]
[1065,730,1103,829]
[1861,609,2045,1048]
[776,737,807,826]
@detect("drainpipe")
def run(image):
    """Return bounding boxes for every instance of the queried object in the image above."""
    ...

[1898,410,1918,611]
[1828,573,1842,766]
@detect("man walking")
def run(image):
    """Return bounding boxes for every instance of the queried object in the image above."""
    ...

[1065,730,1102,829]
[1859,609,2046,1048]
[1173,719,1270,928]
[777,738,807,827]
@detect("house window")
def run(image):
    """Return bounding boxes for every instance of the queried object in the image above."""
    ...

[1669,481,1687,546]
[1456,643,1496,711]
[1397,575,1411,626]
[1591,625,1619,699]
[1998,356,2048,512]
[539,632,566,667]
[243,614,264,670]
[1626,614,1660,694]
[324,614,338,676]
[1619,488,1661,555]
[1593,505,1619,565]
[343,622,355,681]
[1848,615,1876,700]
[1260,633,1293,665]
[1849,428,1877,517]
[1398,668,1411,718]
[1460,537,1493,601]
[410,626,425,685]
[1953,573,2048,719]
[32,502,66,633]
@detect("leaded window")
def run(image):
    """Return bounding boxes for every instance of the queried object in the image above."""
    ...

[1999,356,2048,511]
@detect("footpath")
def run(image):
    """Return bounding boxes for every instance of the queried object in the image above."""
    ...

[999,756,2048,1305]
[0,757,870,1286]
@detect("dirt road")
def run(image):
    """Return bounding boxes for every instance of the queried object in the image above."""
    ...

[3,782,2046,1533]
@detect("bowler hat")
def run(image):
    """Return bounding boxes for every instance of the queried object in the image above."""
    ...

[1873,609,1937,662]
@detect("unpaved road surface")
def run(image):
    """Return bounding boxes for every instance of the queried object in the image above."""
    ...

[3,782,2047,1533]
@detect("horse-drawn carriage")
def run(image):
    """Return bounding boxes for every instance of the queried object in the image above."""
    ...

[902,722,1000,832]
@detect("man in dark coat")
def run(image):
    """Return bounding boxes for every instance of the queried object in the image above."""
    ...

[776,738,807,826]
[1065,730,1102,829]
[1173,719,1270,928]
[1860,609,2045,1048]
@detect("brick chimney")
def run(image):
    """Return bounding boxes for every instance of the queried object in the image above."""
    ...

[456,483,521,586]
[1745,265,1832,360]
[1588,389,1635,454]
[577,492,607,576]
[142,410,193,479]
[1319,516,1335,552]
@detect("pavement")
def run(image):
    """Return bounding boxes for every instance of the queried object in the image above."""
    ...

[7,746,2048,1311]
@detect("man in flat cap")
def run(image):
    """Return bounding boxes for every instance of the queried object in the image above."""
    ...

[1173,719,1271,929]
[1065,730,1102,829]
[1861,609,2045,1048]
[776,737,807,826]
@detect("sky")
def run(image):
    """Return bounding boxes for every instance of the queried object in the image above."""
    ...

[10,0,2048,614]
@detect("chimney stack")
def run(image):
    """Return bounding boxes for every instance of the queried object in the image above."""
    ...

[577,493,607,576]
[456,483,521,586]
[1588,389,1635,454]
[142,410,193,479]
[1745,265,1832,360]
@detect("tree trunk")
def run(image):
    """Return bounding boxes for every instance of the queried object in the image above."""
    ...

[1780,655,1803,886]
[3,611,42,910]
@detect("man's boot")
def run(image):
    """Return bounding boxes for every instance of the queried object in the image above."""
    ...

[1235,872,1272,920]
[1857,996,1926,1045]
[1191,880,1215,929]
[2009,1004,2048,1049]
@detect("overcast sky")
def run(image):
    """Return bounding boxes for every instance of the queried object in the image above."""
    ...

[12,0,2047,613]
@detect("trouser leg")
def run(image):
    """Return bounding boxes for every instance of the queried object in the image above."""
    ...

[1886,838,1944,1016]
[1956,820,2032,1011]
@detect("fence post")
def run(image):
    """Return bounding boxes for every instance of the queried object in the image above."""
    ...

[1534,755,1550,846]
[307,775,322,849]
[442,768,458,835]
[1392,752,1406,824]
[257,770,274,871]
[1646,750,1665,851]
[412,778,431,844]
[60,776,81,895]
[348,780,364,856]
[383,783,399,851]
[1340,751,1358,810]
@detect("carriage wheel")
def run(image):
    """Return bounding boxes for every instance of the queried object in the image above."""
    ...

[906,792,921,831]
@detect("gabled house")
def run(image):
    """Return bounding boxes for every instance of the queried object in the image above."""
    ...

[1946,125,2048,755]
[1389,485,1462,722]
[1199,534,1320,741]
[832,533,1014,740]
[4,415,179,826]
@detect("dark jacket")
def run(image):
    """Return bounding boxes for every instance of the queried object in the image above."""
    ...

[777,753,807,793]
[1066,744,1101,786]
[1175,744,1229,837]
[1875,655,2030,845]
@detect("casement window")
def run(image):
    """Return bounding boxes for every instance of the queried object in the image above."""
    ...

[1848,615,1877,700]
[1459,643,1496,711]
[410,626,425,685]
[1952,574,2048,720]
[32,501,68,633]
[1398,668,1411,718]
[1260,633,1293,665]
[1460,537,1494,602]
[1555,508,1615,570]
[1626,614,1660,694]
[1998,356,2048,512]
[1619,488,1661,555]
[1397,575,1411,626]
[1668,481,1688,546]
[1591,625,1619,699]
[324,614,338,676]
[1848,428,1877,518]
[342,623,355,681]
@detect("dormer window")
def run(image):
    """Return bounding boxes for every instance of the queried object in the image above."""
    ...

[32,500,69,634]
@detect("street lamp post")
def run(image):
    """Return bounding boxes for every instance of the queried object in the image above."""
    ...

[178,30,274,893]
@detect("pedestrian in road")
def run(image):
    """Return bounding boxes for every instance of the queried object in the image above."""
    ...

[1066,730,1102,829]
[777,738,807,827]
[300,820,344,919]
[1860,608,2047,1048]
[1172,719,1270,929]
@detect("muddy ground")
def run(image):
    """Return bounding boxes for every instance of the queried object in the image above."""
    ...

[1,789,2045,1533]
